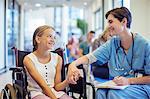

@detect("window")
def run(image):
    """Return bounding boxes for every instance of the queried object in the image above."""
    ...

[6,0,20,66]
[95,8,103,30]
[68,7,83,37]
[54,7,62,33]
[112,0,123,8]
[112,0,130,10]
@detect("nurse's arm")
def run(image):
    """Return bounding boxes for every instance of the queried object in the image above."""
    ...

[128,76,150,84]
[68,53,97,83]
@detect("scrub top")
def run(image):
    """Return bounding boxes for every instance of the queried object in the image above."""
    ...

[88,33,150,78]
[86,33,150,98]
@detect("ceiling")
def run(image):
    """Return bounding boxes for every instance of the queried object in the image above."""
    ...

[17,0,93,11]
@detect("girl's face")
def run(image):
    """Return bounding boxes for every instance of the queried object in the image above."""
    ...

[107,14,125,36]
[37,29,56,50]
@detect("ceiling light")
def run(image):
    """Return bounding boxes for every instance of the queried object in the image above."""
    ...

[84,2,87,6]
[24,2,27,6]
[35,3,41,7]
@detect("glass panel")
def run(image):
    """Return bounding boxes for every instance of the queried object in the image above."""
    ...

[54,7,62,33]
[24,8,55,51]
[112,0,123,8]
[6,0,19,67]
[95,8,102,30]
[68,7,83,38]
[24,18,46,51]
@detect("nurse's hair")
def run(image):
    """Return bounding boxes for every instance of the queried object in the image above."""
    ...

[32,25,55,51]
[105,7,132,28]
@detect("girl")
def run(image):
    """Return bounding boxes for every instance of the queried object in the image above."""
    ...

[23,25,73,99]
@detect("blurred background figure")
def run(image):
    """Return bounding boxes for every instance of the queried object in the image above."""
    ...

[66,36,80,63]
[78,31,95,57]
[53,32,65,50]
[92,27,111,51]
[91,27,112,79]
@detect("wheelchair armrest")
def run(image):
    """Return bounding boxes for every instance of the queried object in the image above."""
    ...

[9,67,24,72]
[77,65,84,69]
[86,82,95,99]
[86,82,95,88]
[64,64,84,68]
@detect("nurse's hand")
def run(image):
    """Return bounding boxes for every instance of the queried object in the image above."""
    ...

[68,63,81,84]
[113,76,130,86]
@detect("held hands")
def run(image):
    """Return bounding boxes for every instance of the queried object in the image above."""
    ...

[113,76,130,86]
[67,63,81,84]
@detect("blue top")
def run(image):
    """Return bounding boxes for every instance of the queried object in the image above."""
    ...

[79,41,90,55]
[92,33,150,78]
[66,48,76,63]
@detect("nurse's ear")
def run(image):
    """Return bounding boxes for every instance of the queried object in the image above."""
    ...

[121,18,127,27]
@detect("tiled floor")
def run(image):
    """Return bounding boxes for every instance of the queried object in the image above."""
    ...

[0,70,94,99]
[0,71,12,91]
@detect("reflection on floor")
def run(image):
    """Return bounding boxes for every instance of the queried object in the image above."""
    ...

[0,70,93,99]
[0,71,12,91]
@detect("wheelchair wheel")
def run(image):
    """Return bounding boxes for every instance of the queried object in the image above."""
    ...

[1,84,16,99]
[1,88,9,99]
[13,83,23,98]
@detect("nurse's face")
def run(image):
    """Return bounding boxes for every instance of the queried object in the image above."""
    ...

[107,14,124,36]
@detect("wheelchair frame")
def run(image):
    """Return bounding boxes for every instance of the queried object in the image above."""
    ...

[1,47,95,99]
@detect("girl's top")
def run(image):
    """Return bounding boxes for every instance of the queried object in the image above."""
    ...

[26,52,65,98]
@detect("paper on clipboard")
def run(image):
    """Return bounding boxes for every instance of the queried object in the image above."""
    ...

[95,80,129,89]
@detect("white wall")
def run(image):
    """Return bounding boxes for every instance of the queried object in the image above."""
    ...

[84,0,114,39]
[84,1,95,32]
[103,0,113,28]
[23,7,70,50]
[25,7,54,34]
[85,0,150,40]
[19,5,25,50]
[24,7,54,45]
[0,0,5,69]
[84,0,104,37]
[62,6,69,44]
[130,0,150,39]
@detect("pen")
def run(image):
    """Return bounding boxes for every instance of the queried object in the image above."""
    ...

[118,72,129,77]
[118,70,134,77]
[114,72,129,80]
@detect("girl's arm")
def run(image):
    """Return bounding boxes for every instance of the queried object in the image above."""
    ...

[54,55,69,91]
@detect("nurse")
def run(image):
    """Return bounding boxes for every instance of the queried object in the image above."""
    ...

[68,7,150,99]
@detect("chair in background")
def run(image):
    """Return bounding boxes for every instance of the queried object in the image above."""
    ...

[91,62,109,79]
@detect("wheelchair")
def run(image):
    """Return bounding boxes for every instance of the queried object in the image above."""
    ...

[65,64,95,99]
[1,47,31,99]
[1,47,95,99]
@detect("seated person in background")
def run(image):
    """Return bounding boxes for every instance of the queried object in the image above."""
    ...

[53,32,64,51]
[91,27,112,79]
[66,36,80,63]
[68,7,150,99]
[23,25,73,99]
[91,27,111,51]
[78,31,95,57]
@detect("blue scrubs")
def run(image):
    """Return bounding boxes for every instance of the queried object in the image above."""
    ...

[91,33,150,99]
